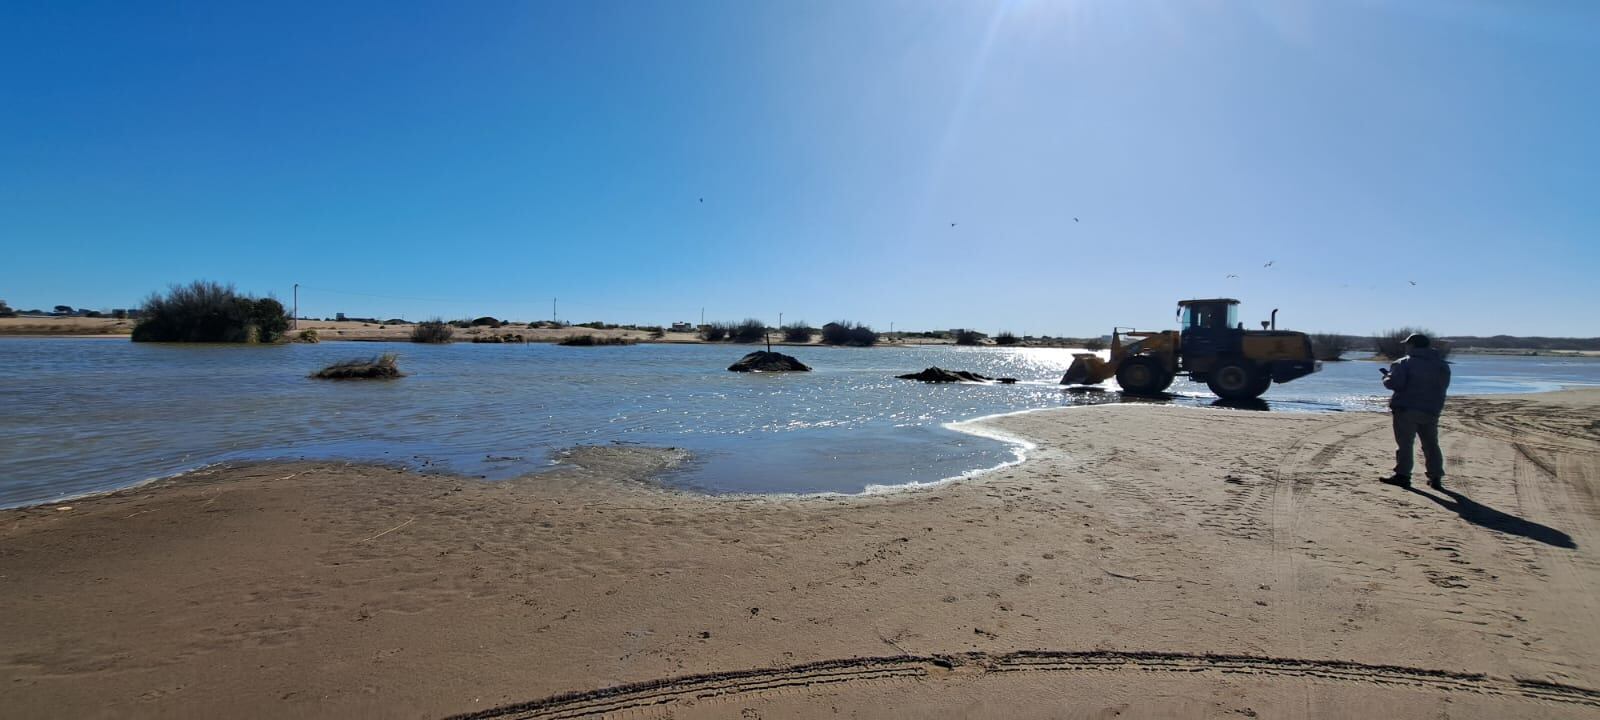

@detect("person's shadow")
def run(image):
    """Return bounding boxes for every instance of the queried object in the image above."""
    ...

[1402,484,1576,549]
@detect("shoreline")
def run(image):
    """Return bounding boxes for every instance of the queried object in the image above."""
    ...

[9,405,1053,512]
[6,386,1583,513]
[4,391,1597,718]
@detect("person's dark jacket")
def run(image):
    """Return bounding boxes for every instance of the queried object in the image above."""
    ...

[1383,347,1451,415]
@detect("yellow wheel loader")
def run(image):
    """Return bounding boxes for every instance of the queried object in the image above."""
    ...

[1062,299,1321,400]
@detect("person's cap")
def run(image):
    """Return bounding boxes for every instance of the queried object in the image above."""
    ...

[1403,333,1430,347]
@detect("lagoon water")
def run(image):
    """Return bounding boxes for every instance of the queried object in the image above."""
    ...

[1,339,1597,508]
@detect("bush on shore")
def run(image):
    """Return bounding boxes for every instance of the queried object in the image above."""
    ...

[559,334,635,346]
[470,316,502,328]
[994,331,1020,346]
[410,319,455,343]
[782,323,815,343]
[730,319,767,343]
[131,281,290,343]
[1082,337,1107,352]
[1311,333,1350,361]
[471,332,526,343]
[1374,327,1450,360]
[297,329,320,344]
[820,321,877,347]
[311,353,403,380]
[700,323,730,342]
[953,329,984,346]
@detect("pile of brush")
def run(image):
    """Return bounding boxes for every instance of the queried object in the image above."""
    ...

[311,353,404,380]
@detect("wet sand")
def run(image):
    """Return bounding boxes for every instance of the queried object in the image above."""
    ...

[2,391,1598,718]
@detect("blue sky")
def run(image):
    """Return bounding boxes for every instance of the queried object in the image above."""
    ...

[2,1,1596,336]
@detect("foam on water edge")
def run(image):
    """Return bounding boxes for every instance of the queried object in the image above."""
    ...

[857,407,1050,496]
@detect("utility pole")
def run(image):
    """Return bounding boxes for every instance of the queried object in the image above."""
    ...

[293,284,299,330]
[552,297,557,324]
[778,312,783,329]
[700,307,705,326]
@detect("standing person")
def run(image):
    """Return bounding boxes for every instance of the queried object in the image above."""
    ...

[1380,334,1451,488]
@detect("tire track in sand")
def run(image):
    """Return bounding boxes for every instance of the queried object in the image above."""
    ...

[1267,416,1385,653]
[443,650,1600,719]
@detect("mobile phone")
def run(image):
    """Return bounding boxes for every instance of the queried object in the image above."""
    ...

[1379,368,1389,376]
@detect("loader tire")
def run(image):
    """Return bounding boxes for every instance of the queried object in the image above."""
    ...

[1208,360,1263,400]
[1116,356,1167,396]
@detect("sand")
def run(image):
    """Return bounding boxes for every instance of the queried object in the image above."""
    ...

[3,391,1598,718]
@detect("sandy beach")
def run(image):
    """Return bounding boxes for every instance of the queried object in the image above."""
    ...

[3,391,1598,718]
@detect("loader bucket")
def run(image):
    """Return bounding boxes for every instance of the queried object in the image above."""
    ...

[1061,353,1113,386]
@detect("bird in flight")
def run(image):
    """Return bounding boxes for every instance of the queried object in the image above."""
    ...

[699,198,704,203]
[1409,280,1417,286]
[1263,260,1275,268]
[1225,274,1238,279]
[1074,217,1080,222]
[950,222,957,227]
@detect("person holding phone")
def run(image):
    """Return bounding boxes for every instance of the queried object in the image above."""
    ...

[1380,334,1452,488]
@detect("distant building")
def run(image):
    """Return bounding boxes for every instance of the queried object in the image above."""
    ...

[336,312,347,321]
[670,322,694,332]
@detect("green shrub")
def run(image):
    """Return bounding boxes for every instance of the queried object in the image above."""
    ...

[470,316,502,328]
[131,281,290,343]
[954,329,983,346]
[559,334,635,346]
[731,319,767,343]
[821,321,877,347]
[994,331,1019,346]
[1374,327,1449,360]
[1082,337,1106,352]
[298,329,320,343]
[700,323,730,342]
[1311,333,1350,361]
[471,333,526,343]
[782,323,815,343]
[410,319,455,343]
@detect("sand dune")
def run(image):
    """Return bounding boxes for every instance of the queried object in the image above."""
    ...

[2,392,1597,718]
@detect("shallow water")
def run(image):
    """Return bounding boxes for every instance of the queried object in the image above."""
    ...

[1,339,1596,507]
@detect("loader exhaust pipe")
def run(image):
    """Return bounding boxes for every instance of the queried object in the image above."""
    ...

[1270,309,1278,330]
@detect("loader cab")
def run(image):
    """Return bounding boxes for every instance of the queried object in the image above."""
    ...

[1177,298,1242,367]
[1179,299,1238,332]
